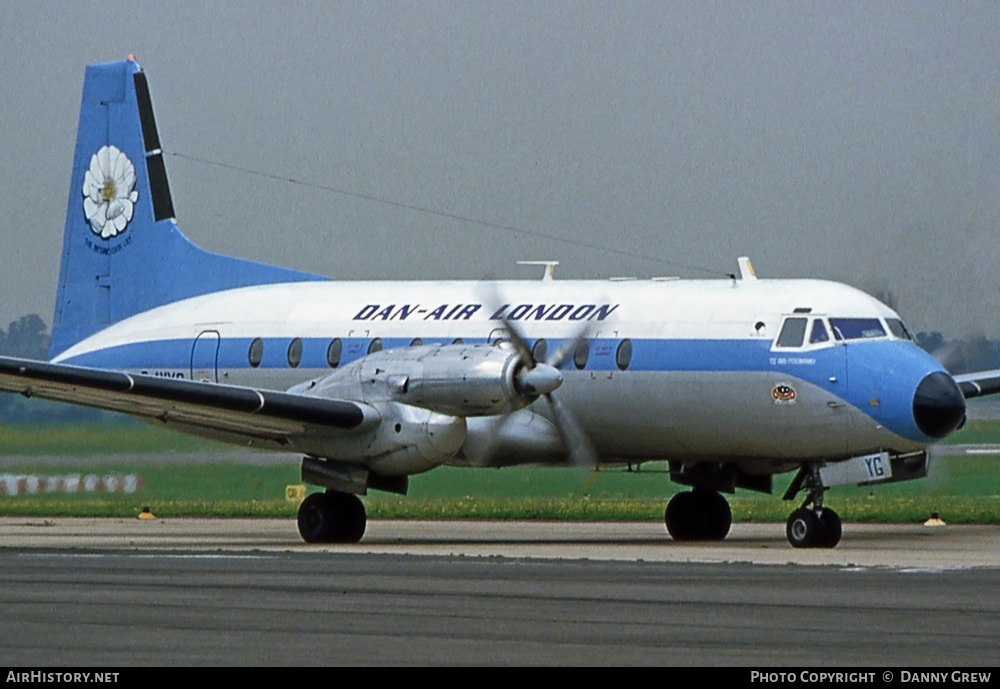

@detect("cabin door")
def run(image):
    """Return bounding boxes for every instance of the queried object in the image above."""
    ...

[190,330,220,383]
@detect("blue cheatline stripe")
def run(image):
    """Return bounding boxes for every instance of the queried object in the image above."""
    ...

[62,336,776,373]
[59,336,944,443]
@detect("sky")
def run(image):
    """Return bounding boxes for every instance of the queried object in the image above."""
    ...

[1,1,998,337]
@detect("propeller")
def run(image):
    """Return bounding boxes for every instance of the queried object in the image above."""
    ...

[476,284,599,469]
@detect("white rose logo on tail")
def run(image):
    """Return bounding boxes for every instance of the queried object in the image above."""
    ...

[83,145,138,239]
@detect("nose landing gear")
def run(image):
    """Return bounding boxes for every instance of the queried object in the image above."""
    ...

[786,506,841,548]
[784,465,841,548]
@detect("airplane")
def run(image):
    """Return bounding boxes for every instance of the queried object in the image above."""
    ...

[2,57,998,549]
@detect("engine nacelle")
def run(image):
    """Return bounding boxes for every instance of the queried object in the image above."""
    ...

[290,343,560,418]
[288,401,467,477]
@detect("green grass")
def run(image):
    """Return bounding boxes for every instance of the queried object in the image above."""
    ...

[0,423,223,456]
[2,422,1000,521]
[942,418,1000,445]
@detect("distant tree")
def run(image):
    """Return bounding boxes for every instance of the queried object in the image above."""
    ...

[0,313,139,424]
[961,335,995,374]
[1,314,49,359]
[915,331,944,354]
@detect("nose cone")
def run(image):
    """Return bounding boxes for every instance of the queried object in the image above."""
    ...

[912,371,966,439]
[516,363,563,397]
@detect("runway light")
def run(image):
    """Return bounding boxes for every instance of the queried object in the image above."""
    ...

[138,505,156,520]
[923,511,946,527]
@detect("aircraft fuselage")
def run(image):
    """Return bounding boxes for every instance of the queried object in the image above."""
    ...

[51,276,955,467]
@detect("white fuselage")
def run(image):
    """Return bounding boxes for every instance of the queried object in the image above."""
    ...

[50,276,945,469]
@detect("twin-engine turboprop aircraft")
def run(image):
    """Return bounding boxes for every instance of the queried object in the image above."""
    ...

[2,59,997,547]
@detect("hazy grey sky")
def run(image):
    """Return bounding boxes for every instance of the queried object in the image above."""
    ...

[1,1,997,336]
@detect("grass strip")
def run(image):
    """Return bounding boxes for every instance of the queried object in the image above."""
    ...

[2,457,999,522]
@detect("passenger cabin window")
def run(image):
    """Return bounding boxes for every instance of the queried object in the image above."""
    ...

[327,338,342,368]
[776,318,808,348]
[829,318,886,340]
[809,320,830,344]
[886,318,912,340]
[287,338,303,368]
[573,339,590,370]
[616,339,632,370]
[532,339,547,364]
[248,338,264,368]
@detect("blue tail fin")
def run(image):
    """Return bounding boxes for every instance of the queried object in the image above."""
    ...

[50,59,327,359]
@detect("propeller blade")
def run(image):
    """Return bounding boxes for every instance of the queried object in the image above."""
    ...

[477,282,535,367]
[463,415,512,467]
[548,324,590,370]
[545,392,599,470]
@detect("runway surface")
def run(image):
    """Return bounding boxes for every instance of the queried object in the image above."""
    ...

[4,517,1000,568]
[2,518,1000,666]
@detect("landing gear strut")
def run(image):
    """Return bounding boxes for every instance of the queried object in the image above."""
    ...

[297,490,367,544]
[665,488,732,541]
[784,465,841,549]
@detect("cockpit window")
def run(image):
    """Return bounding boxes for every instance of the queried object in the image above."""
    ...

[886,318,912,340]
[829,318,886,340]
[776,318,808,348]
[809,319,830,344]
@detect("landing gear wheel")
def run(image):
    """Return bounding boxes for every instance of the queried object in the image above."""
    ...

[817,507,842,548]
[297,491,367,544]
[665,489,732,541]
[784,464,842,548]
[665,491,697,541]
[699,489,732,541]
[332,492,367,543]
[786,507,826,548]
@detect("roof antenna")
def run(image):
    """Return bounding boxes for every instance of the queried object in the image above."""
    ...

[737,256,758,280]
[517,260,559,281]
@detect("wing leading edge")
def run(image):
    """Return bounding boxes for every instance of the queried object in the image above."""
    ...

[0,356,377,442]
[953,369,1000,400]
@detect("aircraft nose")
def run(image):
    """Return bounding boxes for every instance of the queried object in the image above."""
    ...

[912,371,966,439]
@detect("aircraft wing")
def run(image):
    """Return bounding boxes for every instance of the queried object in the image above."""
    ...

[0,356,376,442]
[953,369,1000,400]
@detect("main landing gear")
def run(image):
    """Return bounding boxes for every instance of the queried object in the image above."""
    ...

[784,465,841,549]
[663,465,843,548]
[297,490,367,544]
[665,488,732,541]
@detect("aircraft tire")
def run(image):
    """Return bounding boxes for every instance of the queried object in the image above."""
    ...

[298,492,337,543]
[697,489,732,541]
[665,490,731,541]
[786,507,826,548]
[665,491,697,541]
[297,491,367,544]
[818,507,842,548]
[329,491,367,544]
